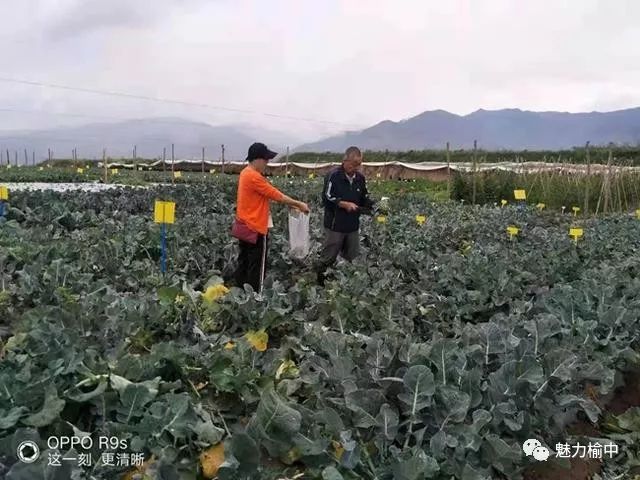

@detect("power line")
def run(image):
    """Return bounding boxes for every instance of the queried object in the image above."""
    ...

[0,76,361,128]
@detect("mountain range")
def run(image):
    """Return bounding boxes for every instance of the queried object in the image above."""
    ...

[297,107,640,152]
[0,117,291,161]
[1,107,639,162]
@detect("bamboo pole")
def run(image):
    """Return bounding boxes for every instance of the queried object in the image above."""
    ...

[472,140,477,205]
[446,142,451,200]
[584,141,591,214]
[604,148,613,214]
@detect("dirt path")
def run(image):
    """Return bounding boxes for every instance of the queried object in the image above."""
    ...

[523,370,640,480]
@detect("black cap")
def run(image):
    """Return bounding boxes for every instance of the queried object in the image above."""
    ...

[246,142,277,161]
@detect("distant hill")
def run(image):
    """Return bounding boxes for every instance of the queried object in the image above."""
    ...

[296,107,640,152]
[0,117,291,162]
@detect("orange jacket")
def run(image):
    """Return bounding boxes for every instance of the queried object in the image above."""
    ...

[236,166,284,235]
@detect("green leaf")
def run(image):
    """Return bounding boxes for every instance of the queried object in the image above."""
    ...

[118,383,159,422]
[616,407,640,431]
[230,432,260,474]
[158,286,181,305]
[399,365,435,413]
[436,386,471,423]
[322,466,344,480]
[192,418,224,446]
[557,394,601,423]
[376,403,399,440]
[461,463,493,480]
[345,389,386,429]
[471,409,492,432]
[314,407,345,436]
[0,407,28,430]
[392,450,439,480]
[23,385,65,428]
[66,380,108,403]
[254,387,301,437]
[6,461,45,480]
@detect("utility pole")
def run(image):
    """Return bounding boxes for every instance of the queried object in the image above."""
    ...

[202,146,205,174]
[285,146,290,178]
[32,151,35,166]
[103,149,107,183]
[221,144,225,174]
[24,149,28,165]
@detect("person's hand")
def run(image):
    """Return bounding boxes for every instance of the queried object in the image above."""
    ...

[295,201,310,214]
[339,201,359,212]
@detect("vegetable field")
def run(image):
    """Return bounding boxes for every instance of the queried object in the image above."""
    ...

[1,177,639,480]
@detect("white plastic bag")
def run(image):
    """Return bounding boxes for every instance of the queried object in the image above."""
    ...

[288,210,310,258]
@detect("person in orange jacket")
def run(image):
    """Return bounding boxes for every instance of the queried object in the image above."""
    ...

[232,142,309,292]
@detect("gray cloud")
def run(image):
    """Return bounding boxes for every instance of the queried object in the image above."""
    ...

[42,0,211,41]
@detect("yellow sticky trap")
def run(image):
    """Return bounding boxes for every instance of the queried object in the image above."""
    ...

[174,171,182,178]
[537,203,546,210]
[376,215,387,224]
[111,169,118,174]
[501,199,508,207]
[636,209,640,219]
[569,228,584,243]
[572,206,580,216]
[506,226,519,239]
[77,168,84,174]
[38,167,44,171]
[415,215,426,225]
[85,165,90,169]
[376,173,382,178]
[514,189,526,200]
[154,200,176,224]
[6,164,11,169]
[209,169,216,174]
[0,186,8,201]
[308,173,315,179]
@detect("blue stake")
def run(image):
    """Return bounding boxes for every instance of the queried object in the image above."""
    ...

[0,201,4,217]
[161,222,167,274]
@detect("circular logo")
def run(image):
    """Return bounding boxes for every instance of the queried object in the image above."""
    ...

[17,440,40,463]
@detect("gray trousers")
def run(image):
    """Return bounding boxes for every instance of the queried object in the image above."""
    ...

[318,228,360,268]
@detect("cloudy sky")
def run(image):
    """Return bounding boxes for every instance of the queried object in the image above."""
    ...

[0,0,638,142]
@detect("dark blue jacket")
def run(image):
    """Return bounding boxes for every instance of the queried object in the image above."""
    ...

[322,167,374,233]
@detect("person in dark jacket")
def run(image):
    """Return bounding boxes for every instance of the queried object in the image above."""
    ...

[316,146,374,285]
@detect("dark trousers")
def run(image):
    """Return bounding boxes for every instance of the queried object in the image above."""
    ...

[234,234,268,293]
[316,228,360,284]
